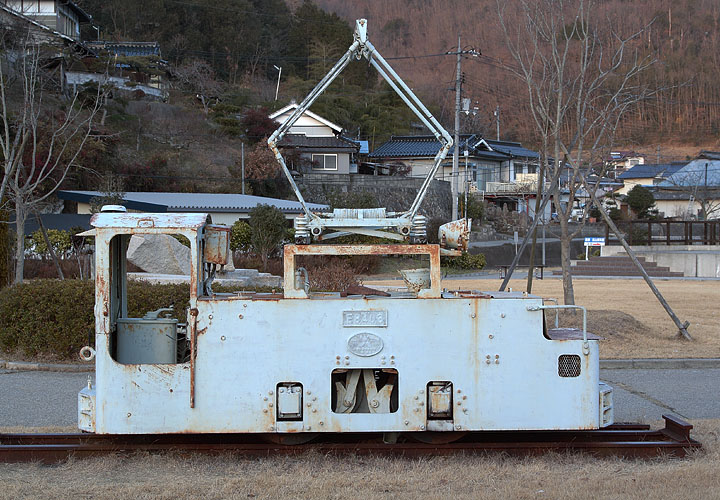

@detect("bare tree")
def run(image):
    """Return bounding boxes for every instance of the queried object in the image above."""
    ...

[173,60,223,115]
[498,0,655,304]
[1,31,105,283]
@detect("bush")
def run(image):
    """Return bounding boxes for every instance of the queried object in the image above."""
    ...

[0,281,204,359]
[304,258,359,292]
[458,195,484,222]
[441,252,486,270]
[248,204,288,271]
[30,229,72,258]
[230,220,251,252]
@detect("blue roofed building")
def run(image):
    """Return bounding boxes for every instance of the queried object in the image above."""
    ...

[368,134,540,191]
[57,191,330,226]
[616,161,687,196]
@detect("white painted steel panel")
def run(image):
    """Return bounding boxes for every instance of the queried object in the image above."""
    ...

[92,294,601,434]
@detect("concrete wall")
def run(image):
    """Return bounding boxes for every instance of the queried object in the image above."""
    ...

[296,174,452,220]
[601,244,720,277]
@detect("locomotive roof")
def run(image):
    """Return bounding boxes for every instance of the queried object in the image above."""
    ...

[90,212,211,230]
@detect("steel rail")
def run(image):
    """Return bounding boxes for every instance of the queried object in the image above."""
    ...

[0,415,700,464]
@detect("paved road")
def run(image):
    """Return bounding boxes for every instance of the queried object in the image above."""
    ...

[0,368,717,428]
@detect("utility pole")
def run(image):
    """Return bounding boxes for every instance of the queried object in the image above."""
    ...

[241,142,245,195]
[448,37,480,220]
[452,34,462,220]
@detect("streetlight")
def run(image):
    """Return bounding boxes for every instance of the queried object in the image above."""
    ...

[273,65,282,101]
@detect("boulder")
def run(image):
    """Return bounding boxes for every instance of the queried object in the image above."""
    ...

[127,234,191,275]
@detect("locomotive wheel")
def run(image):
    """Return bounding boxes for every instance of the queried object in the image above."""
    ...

[263,433,319,445]
[408,431,468,444]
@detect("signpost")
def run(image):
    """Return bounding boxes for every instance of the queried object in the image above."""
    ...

[584,237,605,260]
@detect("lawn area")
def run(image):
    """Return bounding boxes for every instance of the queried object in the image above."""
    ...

[364,276,720,359]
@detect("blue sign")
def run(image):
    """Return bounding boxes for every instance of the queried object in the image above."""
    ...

[584,237,605,246]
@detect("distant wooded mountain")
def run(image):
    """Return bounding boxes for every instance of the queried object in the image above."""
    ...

[315,0,720,153]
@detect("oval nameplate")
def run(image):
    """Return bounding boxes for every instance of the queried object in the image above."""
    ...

[347,332,384,357]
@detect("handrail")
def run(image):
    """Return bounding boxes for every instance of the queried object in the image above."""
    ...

[527,304,589,356]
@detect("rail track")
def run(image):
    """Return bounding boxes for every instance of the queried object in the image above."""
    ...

[0,415,701,464]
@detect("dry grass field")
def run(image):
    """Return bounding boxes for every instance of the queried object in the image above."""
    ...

[364,277,720,359]
[0,420,718,499]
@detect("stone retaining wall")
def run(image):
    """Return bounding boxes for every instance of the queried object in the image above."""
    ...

[296,174,451,220]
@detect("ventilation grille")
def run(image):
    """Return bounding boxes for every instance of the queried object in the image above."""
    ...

[558,355,581,377]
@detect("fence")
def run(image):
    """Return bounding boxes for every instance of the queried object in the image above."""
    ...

[604,220,720,246]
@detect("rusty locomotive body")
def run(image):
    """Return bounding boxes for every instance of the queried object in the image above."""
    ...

[78,18,613,437]
[77,211,613,436]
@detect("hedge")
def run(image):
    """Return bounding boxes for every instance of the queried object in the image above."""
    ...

[0,280,194,359]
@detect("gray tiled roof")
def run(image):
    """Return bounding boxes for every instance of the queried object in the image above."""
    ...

[617,162,686,180]
[278,134,359,151]
[658,159,720,188]
[484,140,540,159]
[57,191,330,213]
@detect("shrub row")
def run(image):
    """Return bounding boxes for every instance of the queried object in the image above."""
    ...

[0,280,193,359]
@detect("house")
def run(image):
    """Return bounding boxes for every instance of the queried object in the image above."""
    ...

[0,0,91,40]
[605,150,645,179]
[269,103,360,174]
[368,134,540,190]
[654,152,720,220]
[57,191,330,225]
[66,41,169,100]
[616,162,686,196]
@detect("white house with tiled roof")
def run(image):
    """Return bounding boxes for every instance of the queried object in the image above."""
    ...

[269,103,359,174]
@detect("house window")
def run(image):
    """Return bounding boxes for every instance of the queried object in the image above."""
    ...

[312,154,337,171]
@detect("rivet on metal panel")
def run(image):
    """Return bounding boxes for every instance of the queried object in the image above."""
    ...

[344,361,350,365]
[489,334,494,339]
[463,408,468,413]
[306,403,311,407]
[269,426,274,431]
[307,426,312,430]
[391,355,395,359]
[269,403,274,407]
[420,425,425,430]
[486,359,491,365]
[220,336,226,341]
[501,313,506,318]
[208,315,213,320]
[279,388,285,394]
[263,397,268,401]
[336,361,340,365]
[404,420,409,425]
[336,355,341,360]
[319,421,324,426]
[345,355,349,359]
[486,355,491,359]
[312,409,317,413]
[495,354,499,358]
[414,408,419,413]
[268,391,273,395]
[455,425,462,430]
[263,409,268,413]
[419,401,424,406]
[457,389,462,393]
[381,361,386,365]
[307,391,311,395]
[238,314,243,319]
[462,395,467,400]
[127,413,131,418]
[243,304,247,308]
[390,361,395,365]
[313,397,317,401]
[471,313,476,318]
[457,401,462,406]
[414,396,419,400]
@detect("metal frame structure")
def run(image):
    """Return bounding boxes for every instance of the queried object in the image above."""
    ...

[268,19,453,243]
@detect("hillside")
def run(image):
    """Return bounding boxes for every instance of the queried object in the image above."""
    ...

[315,0,720,158]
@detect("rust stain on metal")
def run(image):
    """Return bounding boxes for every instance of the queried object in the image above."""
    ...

[189,308,199,409]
